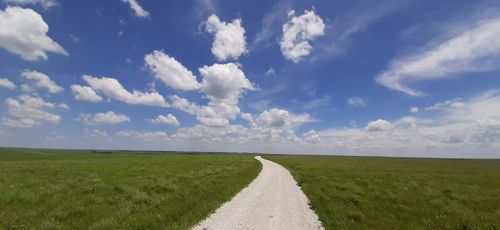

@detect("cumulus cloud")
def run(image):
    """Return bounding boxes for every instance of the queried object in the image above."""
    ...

[199,63,255,105]
[82,75,168,107]
[365,119,393,132]
[71,85,103,102]
[425,98,465,111]
[58,103,69,110]
[85,129,109,138]
[1,94,60,127]
[169,108,313,149]
[77,111,130,125]
[347,97,366,107]
[2,0,58,9]
[410,106,419,113]
[256,108,312,128]
[0,6,67,61]
[0,78,16,90]
[151,114,180,126]
[116,130,168,141]
[144,50,201,90]
[168,63,255,127]
[280,9,325,63]
[170,95,229,127]
[203,14,247,61]
[21,70,63,93]
[305,90,500,157]
[122,0,149,18]
[376,17,500,96]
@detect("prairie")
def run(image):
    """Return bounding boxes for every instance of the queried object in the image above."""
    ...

[266,155,500,230]
[0,148,260,229]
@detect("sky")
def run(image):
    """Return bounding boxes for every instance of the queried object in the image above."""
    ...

[0,0,499,158]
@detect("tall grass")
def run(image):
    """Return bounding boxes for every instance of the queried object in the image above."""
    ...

[0,148,261,229]
[266,155,500,230]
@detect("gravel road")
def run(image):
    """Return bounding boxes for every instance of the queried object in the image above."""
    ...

[192,156,324,230]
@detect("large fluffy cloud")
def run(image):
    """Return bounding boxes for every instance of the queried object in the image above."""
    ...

[82,75,168,107]
[203,14,247,61]
[169,63,255,127]
[1,94,60,127]
[151,114,180,126]
[376,17,500,96]
[280,9,325,63]
[71,85,103,102]
[21,70,62,93]
[122,0,149,18]
[199,63,255,105]
[0,78,16,90]
[144,50,201,90]
[0,6,67,61]
[77,111,130,125]
[170,108,313,148]
[256,108,312,128]
[365,119,393,132]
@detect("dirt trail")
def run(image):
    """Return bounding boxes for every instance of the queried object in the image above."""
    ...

[192,156,324,230]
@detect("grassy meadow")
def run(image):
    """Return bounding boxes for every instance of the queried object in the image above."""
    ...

[0,148,261,230]
[266,155,500,230]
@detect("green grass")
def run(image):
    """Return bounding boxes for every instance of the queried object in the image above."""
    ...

[266,155,500,230]
[0,148,261,230]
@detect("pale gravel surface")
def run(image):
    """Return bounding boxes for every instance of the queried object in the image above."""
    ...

[192,156,324,230]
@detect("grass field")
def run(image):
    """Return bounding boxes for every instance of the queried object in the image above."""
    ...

[0,148,261,230]
[266,155,500,230]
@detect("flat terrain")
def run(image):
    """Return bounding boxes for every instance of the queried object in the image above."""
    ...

[0,148,261,230]
[193,156,323,230]
[266,155,500,230]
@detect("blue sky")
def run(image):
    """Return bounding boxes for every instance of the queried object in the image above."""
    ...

[0,0,499,158]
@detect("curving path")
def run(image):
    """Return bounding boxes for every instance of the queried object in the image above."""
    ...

[192,156,324,230]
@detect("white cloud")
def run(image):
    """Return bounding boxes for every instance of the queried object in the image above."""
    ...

[199,63,255,105]
[425,98,465,111]
[204,14,247,61]
[116,130,168,141]
[71,85,103,102]
[1,94,60,127]
[0,6,67,61]
[122,0,149,18]
[347,97,366,107]
[365,119,393,132]
[85,129,109,138]
[151,114,180,126]
[410,106,419,113]
[2,0,58,9]
[169,63,255,127]
[1,118,40,128]
[303,129,320,143]
[77,111,130,125]
[144,50,201,90]
[0,78,16,90]
[280,9,325,63]
[265,67,276,76]
[306,90,500,157]
[376,17,500,96]
[170,95,230,127]
[58,103,69,110]
[256,108,312,128]
[82,75,168,107]
[21,70,63,93]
